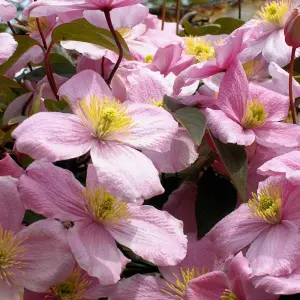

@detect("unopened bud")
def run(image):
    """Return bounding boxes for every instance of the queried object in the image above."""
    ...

[284,8,300,48]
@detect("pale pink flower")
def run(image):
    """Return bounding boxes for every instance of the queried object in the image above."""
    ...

[0,154,24,178]
[0,0,16,22]
[24,0,146,18]
[0,176,75,298]
[205,58,300,147]
[24,265,114,300]
[13,70,178,202]
[0,33,17,65]
[207,174,300,278]
[19,161,187,284]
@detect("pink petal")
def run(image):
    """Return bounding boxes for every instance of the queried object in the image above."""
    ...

[258,150,300,185]
[206,204,268,259]
[217,58,249,122]
[185,271,228,300]
[19,161,88,220]
[0,280,23,300]
[0,176,24,232]
[0,33,17,65]
[247,224,300,277]
[90,142,164,202]
[58,70,112,112]
[83,4,148,30]
[254,122,300,148]
[163,182,198,233]
[17,219,75,292]
[12,112,94,162]
[107,204,187,266]
[67,219,122,285]
[120,102,178,152]
[110,275,173,300]
[205,108,255,146]
[144,128,198,173]
[0,154,24,178]
[0,0,16,22]
[249,83,289,121]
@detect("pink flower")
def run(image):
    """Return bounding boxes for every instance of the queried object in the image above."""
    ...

[0,0,16,22]
[24,0,146,18]
[207,174,300,278]
[0,176,75,298]
[0,154,24,178]
[19,161,187,284]
[13,70,178,202]
[0,33,17,65]
[205,58,300,147]
[24,265,114,299]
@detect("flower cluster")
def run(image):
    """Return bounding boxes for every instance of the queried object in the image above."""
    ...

[2,0,300,299]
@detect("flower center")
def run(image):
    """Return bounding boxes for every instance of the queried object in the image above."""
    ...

[117,28,132,39]
[0,227,27,286]
[50,266,92,300]
[256,0,289,26]
[149,99,164,107]
[221,289,238,300]
[83,187,131,225]
[248,185,282,224]
[184,37,216,62]
[26,17,50,34]
[161,267,208,299]
[242,59,263,80]
[145,55,154,63]
[78,95,135,141]
[241,100,268,129]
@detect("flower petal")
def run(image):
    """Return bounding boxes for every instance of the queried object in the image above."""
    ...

[12,112,94,162]
[0,280,23,300]
[107,204,187,266]
[67,219,122,285]
[0,33,17,64]
[0,154,24,178]
[19,161,88,220]
[90,142,164,202]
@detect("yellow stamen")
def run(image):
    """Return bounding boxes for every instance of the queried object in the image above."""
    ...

[26,17,50,34]
[161,266,208,299]
[149,99,163,107]
[256,0,289,26]
[117,28,132,39]
[78,95,135,141]
[49,266,92,300]
[184,37,216,63]
[0,227,27,286]
[242,59,263,80]
[221,289,238,300]
[248,185,282,224]
[241,100,268,129]
[83,187,131,225]
[145,55,154,63]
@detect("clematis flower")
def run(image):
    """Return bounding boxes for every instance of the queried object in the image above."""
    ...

[0,33,17,65]
[0,176,75,299]
[240,0,300,66]
[24,0,146,18]
[24,265,114,300]
[19,162,187,285]
[207,174,300,278]
[13,70,178,202]
[205,58,300,147]
[0,154,24,178]
[0,0,16,22]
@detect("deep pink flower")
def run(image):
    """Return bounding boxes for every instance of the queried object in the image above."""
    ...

[19,161,187,284]
[24,265,114,299]
[0,176,75,298]
[205,58,300,147]
[0,33,17,65]
[207,174,300,278]
[13,70,178,202]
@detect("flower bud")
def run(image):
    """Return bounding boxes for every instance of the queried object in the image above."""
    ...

[284,8,300,48]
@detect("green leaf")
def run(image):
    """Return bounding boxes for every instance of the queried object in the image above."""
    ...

[51,18,131,58]
[0,87,18,105]
[24,53,76,81]
[0,35,40,75]
[30,83,46,115]
[195,167,237,238]
[211,136,248,202]
[183,20,221,36]
[213,17,245,34]
[163,95,185,112]
[0,75,22,89]
[44,99,69,112]
[174,107,207,146]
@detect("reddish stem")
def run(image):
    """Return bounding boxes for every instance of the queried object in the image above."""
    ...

[36,18,48,50]
[104,10,123,86]
[101,57,105,79]
[7,21,17,35]
[238,0,242,19]
[176,0,181,35]
[289,47,297,124]
[161,0,167,30]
